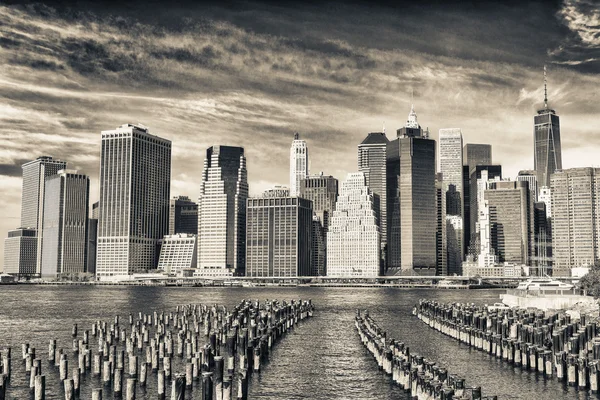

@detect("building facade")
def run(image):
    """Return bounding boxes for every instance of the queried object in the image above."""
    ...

[517,170,538,202]
[290,132,309,197]
[169,196,198,235]
[439,128,464,274]
[435,174,447,275]
[20,156,67,275]
[534,77,562,188]
[467,165,502,258]
[463,144,492,174]
[299,173,338,232]
[41,170,90,278]
[358,132,389,258]
[157,234,197,274]
[197,145,248,276]
[327,172,380,277]
[3,228,37,277]
[387,106,436,274]
[485,181,534,266]
[551,168,600,276]
[96,124,172,278]
[246,196,313,277]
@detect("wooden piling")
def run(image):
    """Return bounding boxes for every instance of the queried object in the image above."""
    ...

[126,378,136,400]
[34,375,45,400]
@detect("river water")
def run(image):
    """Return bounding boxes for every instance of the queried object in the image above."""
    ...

[0,286,592,399]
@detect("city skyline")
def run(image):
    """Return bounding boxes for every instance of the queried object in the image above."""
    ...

[2,1,600,268]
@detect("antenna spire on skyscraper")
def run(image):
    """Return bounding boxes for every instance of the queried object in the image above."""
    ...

[294,132,299,140]
[544,65,548,109]
[383,121,386,134]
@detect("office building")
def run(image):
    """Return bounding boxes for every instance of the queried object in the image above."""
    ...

[358,132,389,255]
[463,144,492,174]
[20,156,67,274]
[263,186,290,198]
[169,196,198,235]
[533,202,551,275]
[3,228,37,277]
[534,67,562,188]
[439,128,464,273]
[157,234,197,274]
[197,145,248,276]
[97,124,171,277]
[538,186,552,218]
[290,132,309,197]
[387,105,436,274]
[485,181,534,266]
[299,173,338,232]
[311,214,326,276]
[327,172,380,277]
[91,201,99,219]
[435,173,447,276]
[87,201,99,275]
[551,168,600,276]
[467,165,502,257]
[41,170,90,278]
[517,170,538,202]
[246,196,313,277]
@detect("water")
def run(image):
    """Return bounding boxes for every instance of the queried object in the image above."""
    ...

[0,285,593,399]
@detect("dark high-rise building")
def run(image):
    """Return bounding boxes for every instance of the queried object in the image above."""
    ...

[311,215,326,276]
[97,124,172,277]
[533,202,551,275]
[467,165,502,258]
[463,144,492,174]
[387,105,436,274]
[485,181,534,266]
[534,67,562,188]
[169,196,198,235]
[435,173,447,275]
[358,132,389,258]
[20,156,67,275]
[87,201,98,275]
[41,170,90,278]
[198,145,248,276]
[246,196,313,277]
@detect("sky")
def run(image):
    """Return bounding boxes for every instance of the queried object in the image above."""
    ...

[1,0,600,268]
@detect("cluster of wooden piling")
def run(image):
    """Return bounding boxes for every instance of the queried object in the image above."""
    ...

[415,299,600,392]
[355,310,497,400]
[1,298,314,399]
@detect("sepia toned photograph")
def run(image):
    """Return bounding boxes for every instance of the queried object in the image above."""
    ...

[1,0,599,398]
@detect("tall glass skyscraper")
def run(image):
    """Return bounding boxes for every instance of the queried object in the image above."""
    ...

[41,170,90,278]
[358,132,389,263]
[387,105,436,274]
[290,132,309,197]
[534,69,562,188]
[463,144,492,174]
[197,145,248,276]
[97,124,171,277]
[20,156,67,275]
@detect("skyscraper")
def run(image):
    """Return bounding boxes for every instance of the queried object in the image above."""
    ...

[197,145,248,276]
[158,234,197,274]
[467,165,502,258]
[20,156,67,274]
[87,201,98,275]
[387,105,436,274]
[439,128,464,274]
[534,67,562,188]
[435,173,447,276]
[290,132,309,197]
[299,173,338,276]
[517,170,538,202]
[327,172,380,277]
[358,132,389,260]
[463,144,492,174]
[41,170,90,278]
[299,173,338,232]
[97,124,171,278]
[169,196,198,235]
[246,196,313,277]
[551,168,600,276]
[485,181,534,266]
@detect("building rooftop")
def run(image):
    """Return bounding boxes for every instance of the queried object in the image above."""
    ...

[360,132,389,145]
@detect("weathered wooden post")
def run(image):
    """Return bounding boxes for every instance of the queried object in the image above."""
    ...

[59,357,68,381]
[73,368,80,396]
[64,378,75,400]
[185,363,193,388]
[215,356,224,400]
[223,373,232,400]
[48,340,56,363]
[114,368,123,396]
[126,378,137,400]
[34,375,45,400]
[172,373,186,400]
[202,372,213,400]
[102,361,111,385]
[140,362,147,386]
[158,370,166,400]
[236,369,247,400]
[91,388,102,400]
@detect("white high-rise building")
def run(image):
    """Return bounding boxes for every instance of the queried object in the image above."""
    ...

[20,156,67,275]
[476,170,501,266]
[439,128,464,274]
[538,186,552,218]
[97,124,171,278]
[197,146,248,276]
[41,170,90,278]
[290,132,308,197]
[327,172,380,277]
